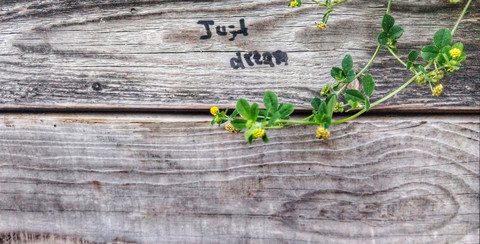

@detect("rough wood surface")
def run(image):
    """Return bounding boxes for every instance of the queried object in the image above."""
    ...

[0,114,478,243]
[0,0,478,112]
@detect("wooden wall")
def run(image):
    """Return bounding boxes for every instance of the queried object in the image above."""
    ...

[0,0,478,243]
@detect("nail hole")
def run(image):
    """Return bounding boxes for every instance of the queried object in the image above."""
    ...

[92,82,102,91]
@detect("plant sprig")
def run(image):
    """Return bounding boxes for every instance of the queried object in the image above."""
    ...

[211,0,472,144]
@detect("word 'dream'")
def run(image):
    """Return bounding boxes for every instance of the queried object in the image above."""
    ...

[231,51,288,69]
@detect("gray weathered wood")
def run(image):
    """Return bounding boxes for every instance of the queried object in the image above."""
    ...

[0,0,478,112]
[0,114,478,243]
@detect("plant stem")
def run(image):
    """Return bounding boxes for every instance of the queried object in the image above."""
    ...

[311,0,327,6]
[332,73,420,124]
[276,119,319,125]
[333,0,350,6]
[386,0,392,14]
[451,0,472,36]
[354,44,381,80]
[387,47,407,67]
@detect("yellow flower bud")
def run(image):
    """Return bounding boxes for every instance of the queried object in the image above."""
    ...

[210,106,219,116]
[289,1,299,7]
[449,48,462,58]
[316,22,327,30]
[315,126,330,140]
[253,129,265,138]
[432,84,443,97]
[225,124,239,134]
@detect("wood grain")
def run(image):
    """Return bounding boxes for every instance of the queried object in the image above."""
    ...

[0,114,478,243]
[0,0,478,112]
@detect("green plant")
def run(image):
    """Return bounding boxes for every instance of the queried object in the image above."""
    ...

[211,0,472,144]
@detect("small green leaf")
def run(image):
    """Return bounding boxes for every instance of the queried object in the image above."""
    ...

[344,89,365,102]
[406,61,413,70]
[232,118,248,130]
[421,45,439,62]
[251,103,259,121]
[324,116,332,129]
[378,32,388,46]
[297,0,302,7]
[364,97,371,111]
[236,99,252,120]
[326,94,337,117]
[342,54,353,71]
[230,109,239,118]
[408,50,418,62]
[267,112,281,126]
[452,42,463,52]
[413,64,426,74]
[388,25,404,39]
[438,53,448,66]
[245,129,254,144]
[433,28,452,49]
[361,74,375,97]
[318,102,327,115]
[346,69,356,83]
[311,97,321,110]
[382,14,395,32]
[458,52,466,62]
[262,133,269,143]
[263,91,278,112]
[330,67,344,80]
[278,103,294,118]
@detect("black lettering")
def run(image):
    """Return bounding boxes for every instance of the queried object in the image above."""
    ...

[197,20,214,40]
[230,52,245,69]
[216,26,227,36]
[262,52,274,67]
[243,52,254,66]
[272,50,288,65]
[253,51,262,65]
[228,19,248,41]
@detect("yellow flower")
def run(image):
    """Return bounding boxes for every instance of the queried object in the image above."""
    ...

[316,22,327,30]
[315,126,330,140]
[447,67,455,73]
[225,124,239,134]
[253,129,265,138]
[210,106,219,116]
[449,48,462,58]
[289,1,298,7]
[432,84,443,97]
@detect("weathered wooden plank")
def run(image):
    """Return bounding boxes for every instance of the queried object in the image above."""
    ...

[0,0,478,112]
[0,114,478,243]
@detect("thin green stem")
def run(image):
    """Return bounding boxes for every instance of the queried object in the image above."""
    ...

[333,0,350,6]
[276,119,319,125]
[387,47,407,67]
[311,0,327,6]
[386,0,392,14]
[354,44,381,80]
[451,0,472,36]
[332,74,420,124]
[336,83,348,95]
